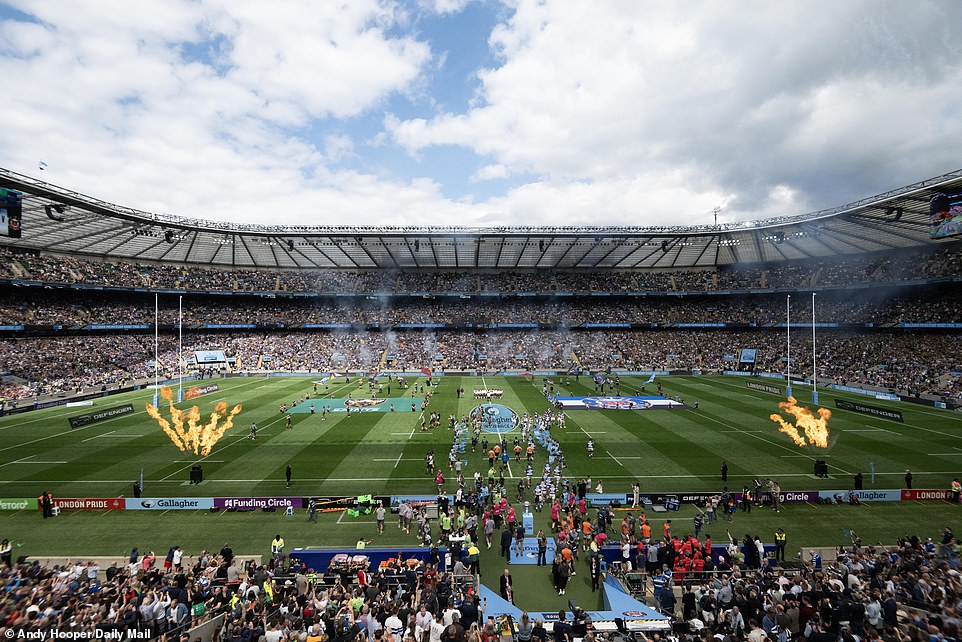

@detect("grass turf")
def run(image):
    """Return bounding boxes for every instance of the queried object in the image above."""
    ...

[1,374,961,611]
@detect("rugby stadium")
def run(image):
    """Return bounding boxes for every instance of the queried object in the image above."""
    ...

[1,165,962,629]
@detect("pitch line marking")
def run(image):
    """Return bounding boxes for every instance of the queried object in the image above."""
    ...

[0,413,144,454]
[0,456,34,469]
[606,450,624,467]
[157,378,357,482]
[82,431,116,442]
[697,409,855,475]
[158,416,286,481]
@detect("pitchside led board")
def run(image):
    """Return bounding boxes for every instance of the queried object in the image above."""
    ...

[0,188,22,238]
[931,192,962,239]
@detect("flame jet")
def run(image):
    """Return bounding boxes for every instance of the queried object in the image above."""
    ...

[146,386,242,456]
[769,396,831,448]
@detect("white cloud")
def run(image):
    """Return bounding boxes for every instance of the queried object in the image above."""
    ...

[388,0,962,224]
[472,164,509,181]
[1,0,960,229]
[419,0,473,15]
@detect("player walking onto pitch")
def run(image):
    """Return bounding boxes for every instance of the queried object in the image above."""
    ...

[249,422,257,440]
[587,439,594,458]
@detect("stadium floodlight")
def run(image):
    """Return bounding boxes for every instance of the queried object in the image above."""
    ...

[44,204,66,222]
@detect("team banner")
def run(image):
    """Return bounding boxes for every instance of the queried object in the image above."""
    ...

[53,498,125,510]
[184,384,219,400]
[214,497,302,510]
[834,398,903,422]
[68,404,134,428]
[125,497,215,510]
[554,395,677,410]
[0,497,36,510]
[746,381,782,396]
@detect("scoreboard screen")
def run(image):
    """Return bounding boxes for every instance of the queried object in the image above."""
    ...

[0,188,22,238]
[931,192,962,239]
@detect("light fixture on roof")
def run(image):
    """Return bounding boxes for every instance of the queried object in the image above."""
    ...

[44,204,66,222]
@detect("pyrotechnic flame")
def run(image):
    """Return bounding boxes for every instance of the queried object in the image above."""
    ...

[769,396,831,448]
[146,386,242,456]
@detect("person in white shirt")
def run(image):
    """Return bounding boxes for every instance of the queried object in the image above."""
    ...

[385,611,404,638]
[436,601,456,626]
[416,605,434,634]
[429,619,446,642]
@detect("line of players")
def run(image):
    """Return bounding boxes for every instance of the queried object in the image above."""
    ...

[424,408,574,503]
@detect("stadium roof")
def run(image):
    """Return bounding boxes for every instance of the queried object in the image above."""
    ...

[0,167,958,270]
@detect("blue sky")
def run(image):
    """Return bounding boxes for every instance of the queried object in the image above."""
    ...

[0,0,960,227]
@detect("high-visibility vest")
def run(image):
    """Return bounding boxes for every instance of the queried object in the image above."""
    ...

[775,532,786,544]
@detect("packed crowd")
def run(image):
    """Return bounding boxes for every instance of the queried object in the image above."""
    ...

[3,243,962,295]
[1,327,960,402]
[668,531,962,642]
[0,542,482,641]
[4,286,962,328]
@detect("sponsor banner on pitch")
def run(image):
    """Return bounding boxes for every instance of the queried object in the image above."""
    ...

[817,489,902,502]
[68,404,135,428]
[214,497,302,510]
[902,489,952,501]
[834,398,903,422]
[125,497,215,510]
[470,403,519,433]
[746,381,782,396]
[54,497,125,510]
[0,497,37,510]
[184,384,220,400]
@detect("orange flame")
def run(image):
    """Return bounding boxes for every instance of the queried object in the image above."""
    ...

[769,396,831,448]
[146,386,242,456]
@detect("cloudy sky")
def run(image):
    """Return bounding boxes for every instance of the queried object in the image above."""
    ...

[1,0,960,228]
